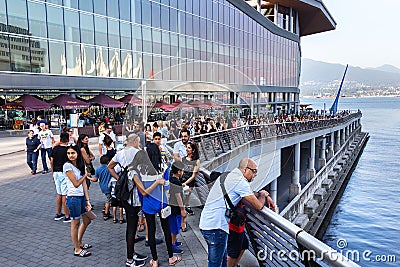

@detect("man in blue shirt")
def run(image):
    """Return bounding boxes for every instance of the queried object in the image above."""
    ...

[199,158,265,267]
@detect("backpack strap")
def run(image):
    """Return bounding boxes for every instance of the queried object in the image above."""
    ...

[219,172,235,211]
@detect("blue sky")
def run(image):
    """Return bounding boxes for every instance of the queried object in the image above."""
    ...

[301,0,399,69]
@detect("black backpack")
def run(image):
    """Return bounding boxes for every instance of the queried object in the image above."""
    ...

[112,165,132,206]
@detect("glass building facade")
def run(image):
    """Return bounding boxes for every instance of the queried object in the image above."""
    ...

[0,0,307,113]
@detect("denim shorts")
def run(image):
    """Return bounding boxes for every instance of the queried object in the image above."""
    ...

[66,196,86,220]
[227,230,249,258]
[53,172,68,195]
[169,214,182,235]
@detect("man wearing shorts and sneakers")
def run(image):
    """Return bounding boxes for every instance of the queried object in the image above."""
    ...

[50,133,70,222]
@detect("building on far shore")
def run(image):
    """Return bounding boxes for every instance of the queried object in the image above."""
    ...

[0,0,335,116]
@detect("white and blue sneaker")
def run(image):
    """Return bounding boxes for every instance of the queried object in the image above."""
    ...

[54,213,65,221]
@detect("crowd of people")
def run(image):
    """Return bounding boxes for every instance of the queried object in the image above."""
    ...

[23,110,353,266]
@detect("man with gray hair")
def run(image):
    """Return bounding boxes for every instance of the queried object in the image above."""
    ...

[199,158,267,267]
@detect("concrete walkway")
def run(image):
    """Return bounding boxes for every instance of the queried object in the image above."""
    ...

[0,134,261,266]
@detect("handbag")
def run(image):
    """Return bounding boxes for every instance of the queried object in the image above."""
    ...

[160,184,171,219]
[219,172,246,227]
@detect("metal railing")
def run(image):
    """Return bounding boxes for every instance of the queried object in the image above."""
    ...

[166,112,362,164]
[244,203,360,267]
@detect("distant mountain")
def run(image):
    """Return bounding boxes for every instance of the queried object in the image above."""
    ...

[300,59,400,84]
[368,64,400,74]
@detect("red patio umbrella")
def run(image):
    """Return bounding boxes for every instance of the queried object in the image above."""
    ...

[204,100,223,109]
[171,99,182,106]
[188,99,203,107]
[48,94,90,109]
[89,93,125,108]
[172,103,193,111]
[2,94,52,111]
[119,94,143,106]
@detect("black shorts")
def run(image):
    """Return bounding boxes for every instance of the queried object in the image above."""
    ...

[227,230,249,258]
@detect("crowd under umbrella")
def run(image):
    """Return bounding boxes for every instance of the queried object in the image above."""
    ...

[48,94,90,110]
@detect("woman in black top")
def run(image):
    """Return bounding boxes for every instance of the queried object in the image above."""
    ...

[180,142,200,230]
[25,130,41,175]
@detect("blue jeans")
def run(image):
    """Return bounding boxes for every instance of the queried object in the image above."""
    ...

[40,147,52,171]
[201,229,228,267]
[26,151,39,173]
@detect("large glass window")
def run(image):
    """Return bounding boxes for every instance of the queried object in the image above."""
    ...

[9,34,30,72]
[81,44,96,76]
[27,1,47,38]
[107,0,119,19]
[152,29,161,55]
[151,2,160,28]
[141,0,151,26]
[0,33,11,71]
[93,1,106,16]
[95,46,108,77]
[94,16,107,46]
[47,5,64,40]
[142,27,151,53]
[108,19,120,48]
[120,22,131,50]
[160,4,169,31]
[0,0,7,24]
[48,40,65,74]
[64,9,80,42]
[30,38,49,73]
[65,42,82,75]
[132,0,141,24]
[121,50,132,78]
[47,0,62,5]
[80,12,94,45]
[79,0,93,12]
[109,48,121,77]
[119,0,131,21]
[7,0,28,31]
[132,24,142,51]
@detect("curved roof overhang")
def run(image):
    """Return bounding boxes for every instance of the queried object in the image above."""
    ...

[244,0,336,36]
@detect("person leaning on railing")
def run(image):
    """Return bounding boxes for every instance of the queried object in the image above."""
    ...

[199,158,269,267]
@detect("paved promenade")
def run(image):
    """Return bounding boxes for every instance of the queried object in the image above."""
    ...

[0,134,259,267]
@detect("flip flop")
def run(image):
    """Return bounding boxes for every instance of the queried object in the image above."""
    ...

[80,244,92,249]
[168,255,182,266]
[74,249,91,257]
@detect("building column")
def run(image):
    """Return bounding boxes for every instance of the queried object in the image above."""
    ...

[306,138,316,182]
[318,136,326,168]
[270,178,278,209]
[256,92,260,117]
[250,92,255,117]
[289,143,301,200]
[340,128,345,146]
[327,133,335,159]
[335,130,341,152]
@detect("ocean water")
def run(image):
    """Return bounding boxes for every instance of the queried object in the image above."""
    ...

[301,97,400,266]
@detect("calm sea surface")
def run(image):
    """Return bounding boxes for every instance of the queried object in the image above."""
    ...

[300,97,400,266]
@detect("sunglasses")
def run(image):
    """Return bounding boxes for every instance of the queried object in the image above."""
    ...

[246,167,258,174]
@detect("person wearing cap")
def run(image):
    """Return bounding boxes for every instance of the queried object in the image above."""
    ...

[168,160,187,254]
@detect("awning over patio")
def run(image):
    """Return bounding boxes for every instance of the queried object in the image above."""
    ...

[2,94,52,111]
[119,94,143,106]
[88,93,125,108]
[48,94,90,109]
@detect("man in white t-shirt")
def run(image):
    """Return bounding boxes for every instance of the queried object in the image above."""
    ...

[99,124,117,156]
[38,123,54,174]
[173,129,190,161]
[199,158,265,267]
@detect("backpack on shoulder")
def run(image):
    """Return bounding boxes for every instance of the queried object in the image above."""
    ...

[111,165,132,207]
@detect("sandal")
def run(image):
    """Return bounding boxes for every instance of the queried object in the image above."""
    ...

[74,249,91,257]
[137,223,145,232]
[120,218,126,224]
[113,219,118,223]
[150,259,158,267]
[181,223,187,232]
[168,255,182,266]
[80,244,92,249]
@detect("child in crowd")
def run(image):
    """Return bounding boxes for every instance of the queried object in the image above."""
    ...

[168,161,187,254]
[109,175,126,224]
[90,156,113,220]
